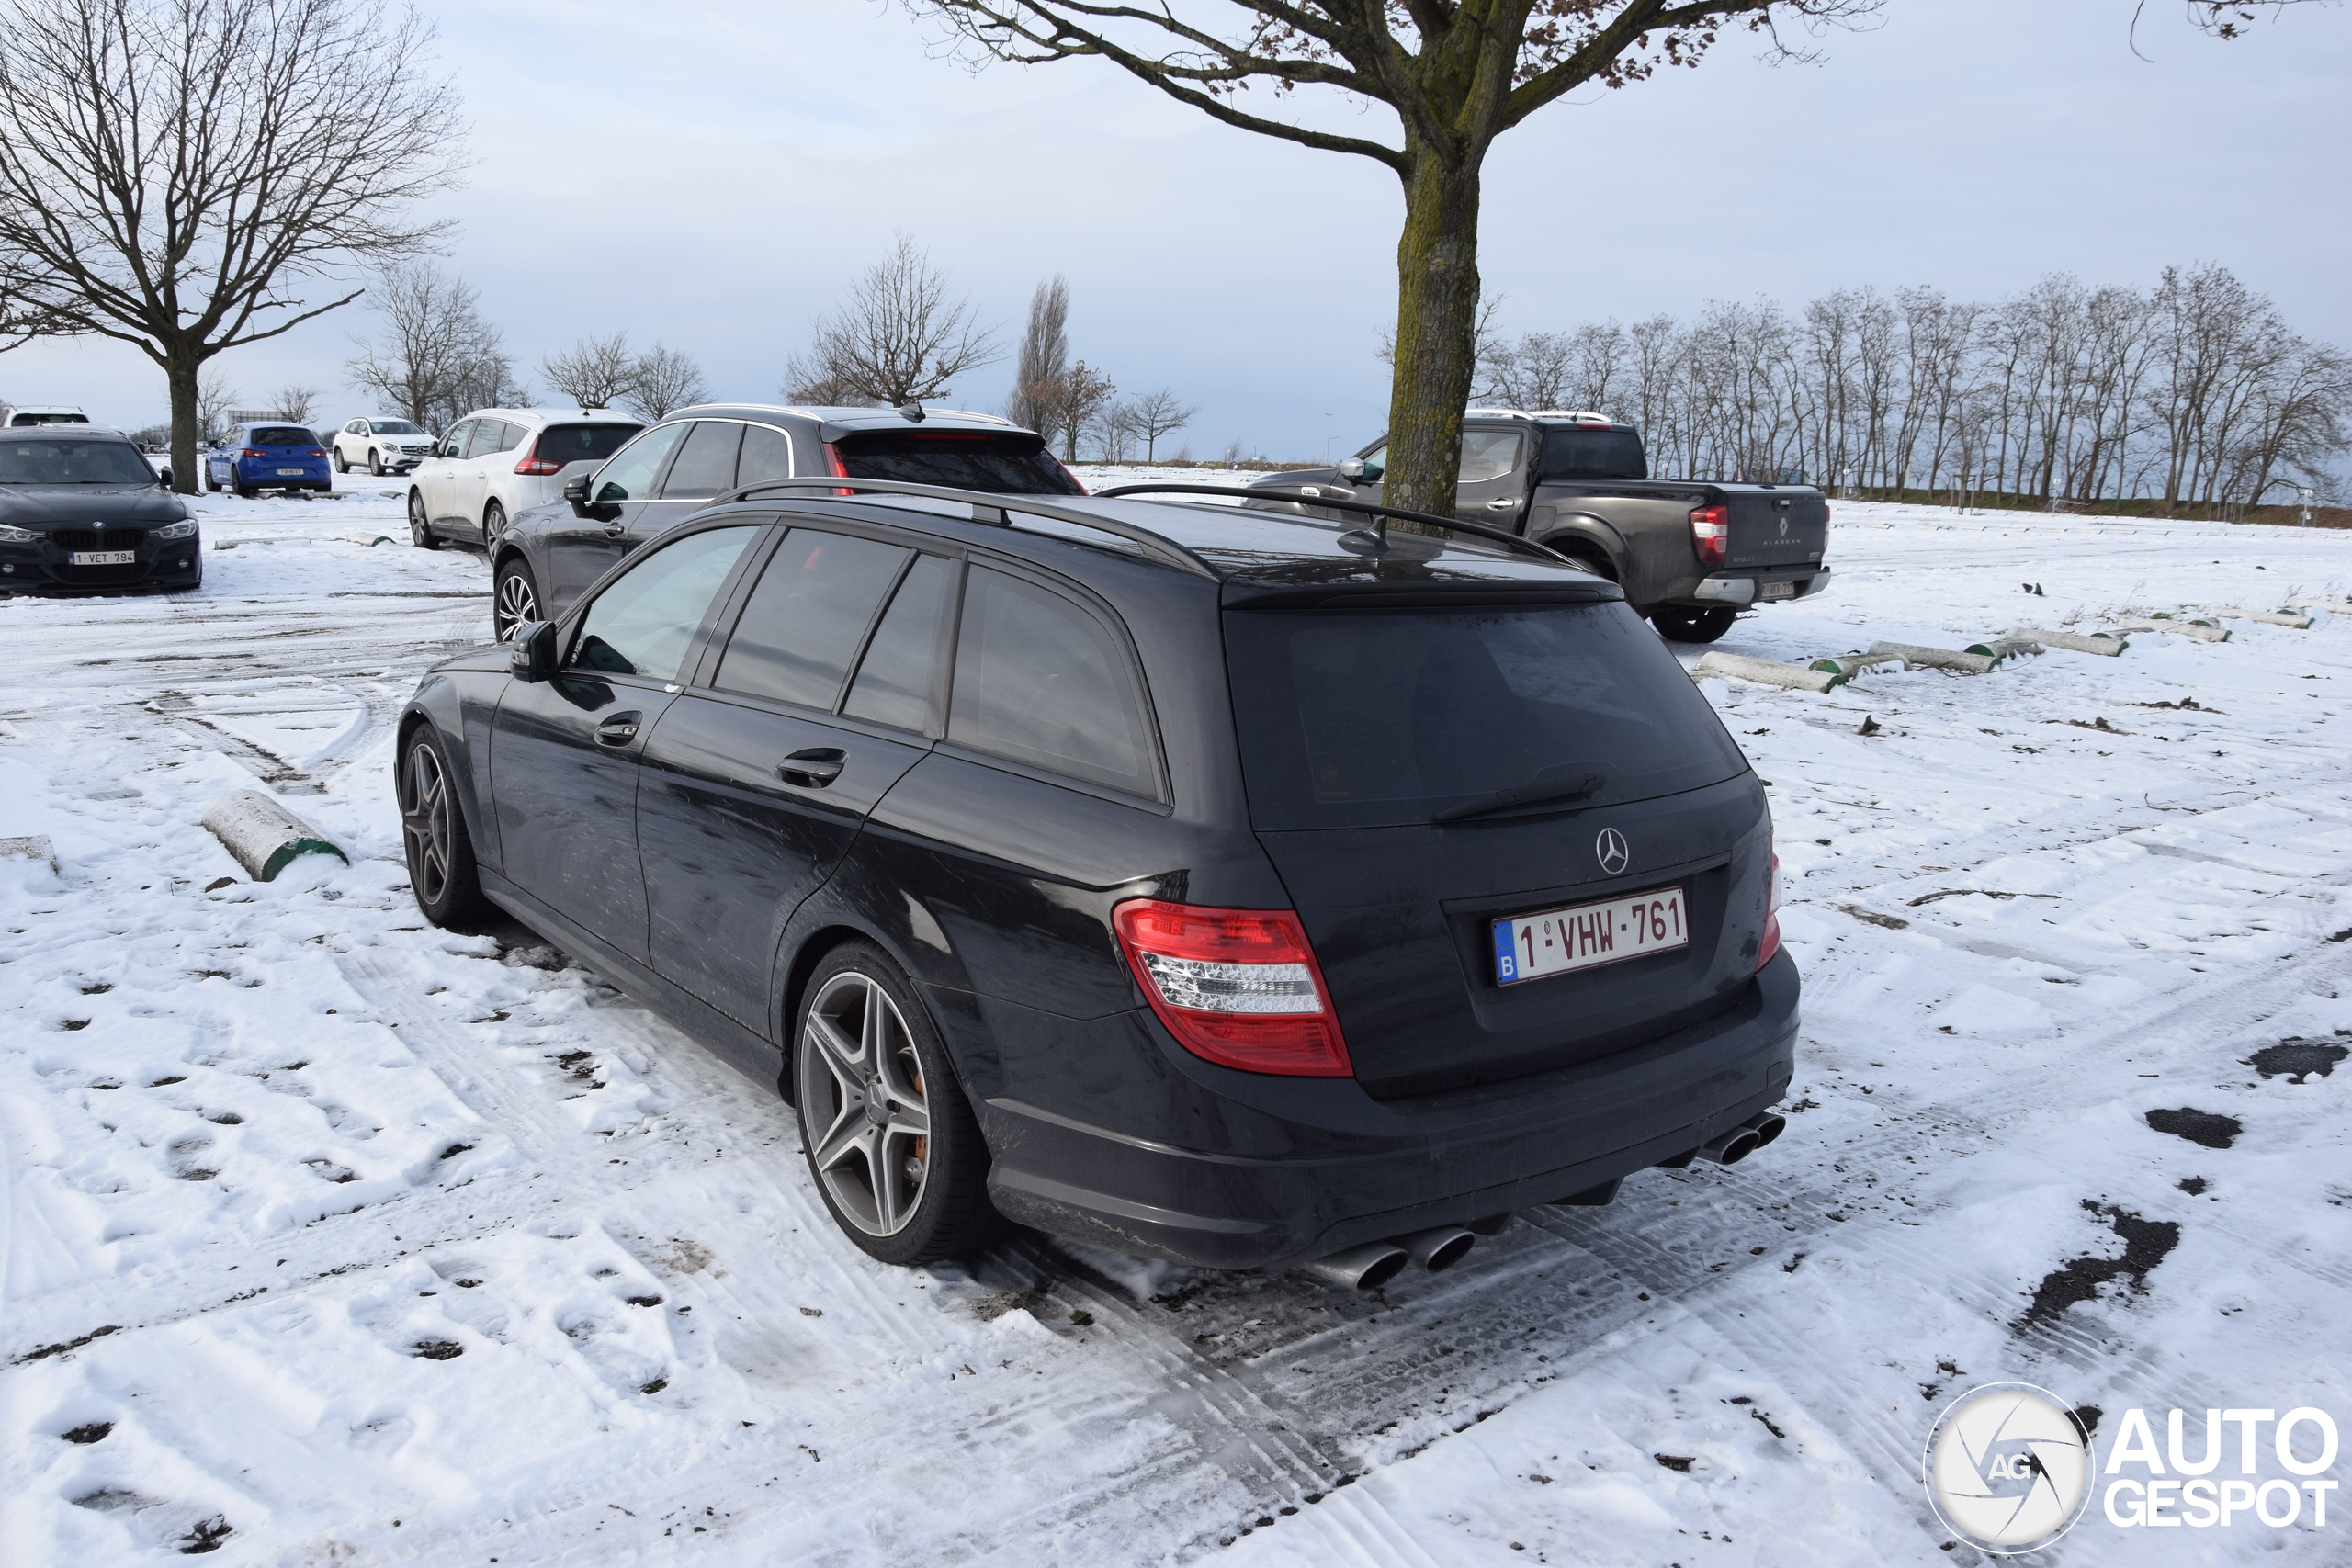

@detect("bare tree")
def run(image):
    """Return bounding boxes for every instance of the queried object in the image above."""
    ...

[1030,360,1116,462]
[0,0,465,491]
[346,264,505,431]
[914,0,1877,513]
[1006,275,1069,439]
[196,372,239,442]
[785,233,1000,407]
[624,342,709,421]
[783,371,877,408]
[271,385,324,426]
[541,332,637,410]
[431,348,526,432]
[1123,388,1197,463]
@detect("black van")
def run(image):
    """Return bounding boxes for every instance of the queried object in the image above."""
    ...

[396,479,1795,1290]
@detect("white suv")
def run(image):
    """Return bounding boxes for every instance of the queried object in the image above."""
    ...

[332,417,435,475]
[406,408,643,549]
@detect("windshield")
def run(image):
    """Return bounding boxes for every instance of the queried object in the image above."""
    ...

[369,420,424,435]
[1223,601,1746,829]
[834,430,1080,494]
[1537,428,1646,482]
[0,439,158,486]
[249,426,318,447]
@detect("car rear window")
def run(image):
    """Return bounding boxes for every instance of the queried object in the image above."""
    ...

[834,431,1080,494]
[1223,601,1746,829]
[1536,428,1646,482]
[252,426,317,447]
[535,422,639,467]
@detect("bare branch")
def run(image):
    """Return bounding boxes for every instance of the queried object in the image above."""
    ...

[786,233,1001,406]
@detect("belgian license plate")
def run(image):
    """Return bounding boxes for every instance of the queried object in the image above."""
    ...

[1759,580,1796,600]
[71,550,136,565]
[1493,886,1687,985]
[276,468,305,476]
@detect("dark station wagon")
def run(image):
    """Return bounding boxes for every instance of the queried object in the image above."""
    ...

[397,479,1796,1288]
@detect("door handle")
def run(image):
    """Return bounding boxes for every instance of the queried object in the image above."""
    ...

[1487,497,1521,510]
[778,747,846,787]
[604,521,628,536]
[594,711,643,747]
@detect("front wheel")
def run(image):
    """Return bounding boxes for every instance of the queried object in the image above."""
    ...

[333,449,348,474]
[398,729,485,928]
[794,942,1001,1266]
[370,450,387,477]
[1650,604,1738,644]
[492,557,539,640]
[409,490,439,549]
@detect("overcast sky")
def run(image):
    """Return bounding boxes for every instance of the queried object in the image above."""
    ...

[5,0,2346,459]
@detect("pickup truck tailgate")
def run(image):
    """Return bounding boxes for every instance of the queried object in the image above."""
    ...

[1724,491,1828,570]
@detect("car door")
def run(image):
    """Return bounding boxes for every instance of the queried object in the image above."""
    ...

[1453,427,1530,525]
[545,421,692,609]
[438,419,504,531]
[487,522,763,960]
[637,527,952,1028]
[416,420,472,525]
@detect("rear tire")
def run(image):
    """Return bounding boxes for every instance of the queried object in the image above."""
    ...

[482,499,506,547]
[398,728,485,928]
[1650,605,1737,644]
[492,557,540,640]
[409,490,439,549]
[793,942,1001,1266]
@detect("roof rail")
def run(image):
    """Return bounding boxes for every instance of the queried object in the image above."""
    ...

[1093,483,1574,567]
[702,476,1221,579]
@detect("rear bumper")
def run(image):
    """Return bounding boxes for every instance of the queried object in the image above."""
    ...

[978,950,1801,1269]
[1690,565,1832,606]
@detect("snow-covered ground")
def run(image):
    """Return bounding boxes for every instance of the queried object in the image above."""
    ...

[3,479,2348,1565]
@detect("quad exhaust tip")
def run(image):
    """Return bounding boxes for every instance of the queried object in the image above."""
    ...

[1697,1125,1762,1166]
[1397,1225,1477,1273]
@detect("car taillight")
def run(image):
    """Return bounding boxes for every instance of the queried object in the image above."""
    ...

[1756,853,1782,972]
[1690,502,1728,568]
[822,440,854,496]
[241,448,266,458]
[514,436,562,476]
[1112,899,1351,1077]
[307,448,325,457]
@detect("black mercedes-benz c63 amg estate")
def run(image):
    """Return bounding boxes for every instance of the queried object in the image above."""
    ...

[396,477,1794,1290]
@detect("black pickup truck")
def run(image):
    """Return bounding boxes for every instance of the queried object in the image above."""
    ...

[1250,411,1832,642]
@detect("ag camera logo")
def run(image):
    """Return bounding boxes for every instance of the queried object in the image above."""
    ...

[1922,1383,2094,1553]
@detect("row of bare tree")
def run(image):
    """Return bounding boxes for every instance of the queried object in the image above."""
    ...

[1476,263,2351,512]
[781,235,1196,462]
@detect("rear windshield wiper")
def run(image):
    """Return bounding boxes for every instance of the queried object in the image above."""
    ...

[1430,770,1605,824]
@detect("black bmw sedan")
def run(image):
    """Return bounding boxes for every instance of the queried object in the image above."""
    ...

[0,428,199,592]
[397,479,1796,1290]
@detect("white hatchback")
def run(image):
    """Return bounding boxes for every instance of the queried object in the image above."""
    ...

[406,408,644,549]
[331,416,436,475]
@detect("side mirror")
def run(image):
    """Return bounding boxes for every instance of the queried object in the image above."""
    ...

[1336,457,1367,483]
[562,474,592,512]
[509,620,558,682]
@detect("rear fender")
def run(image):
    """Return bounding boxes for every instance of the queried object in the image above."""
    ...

[1535,513,1626,581]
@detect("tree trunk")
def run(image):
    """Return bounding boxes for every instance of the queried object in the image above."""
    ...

[1384,149,1483,518]
[166,354,201,496]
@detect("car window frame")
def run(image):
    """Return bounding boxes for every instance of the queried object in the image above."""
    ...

[587,420,693,507]
[554,517,771,692]
[731,419,798,491]
[935,550,1171,810]
[439,420,476,461]
[656,419,748,502]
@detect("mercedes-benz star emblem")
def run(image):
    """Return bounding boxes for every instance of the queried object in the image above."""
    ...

[1595,828,1630,876]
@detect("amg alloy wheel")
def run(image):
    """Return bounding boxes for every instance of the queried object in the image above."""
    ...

[409,490,439,549]
[492,558,538,639]
[794,944,1000,1264]
[398,730,483,927]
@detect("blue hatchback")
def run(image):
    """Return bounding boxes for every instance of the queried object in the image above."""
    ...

[205,423,332,495]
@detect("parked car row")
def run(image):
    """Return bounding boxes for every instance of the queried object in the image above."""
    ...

[393,402,1799,1290]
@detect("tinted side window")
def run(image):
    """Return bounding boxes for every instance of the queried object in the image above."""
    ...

[441,421,475,459]
[463,421,507,458]
[1458,431,1522,482]
[661,421,743,500]
[593,423,689,504]
[713,530,910,708]
[843,555,952,733]
[569,526,757,683]
[947,567,1154,795]
[737,423,793,487]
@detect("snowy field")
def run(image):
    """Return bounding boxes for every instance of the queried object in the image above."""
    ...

[4,473,2349,1565]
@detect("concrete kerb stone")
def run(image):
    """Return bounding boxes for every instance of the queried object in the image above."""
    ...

[1694,651,1845,693]
[201,790,347,882]
[2014,626,2128,656]
[0,834,58,873]
[1866,639,2002,674]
